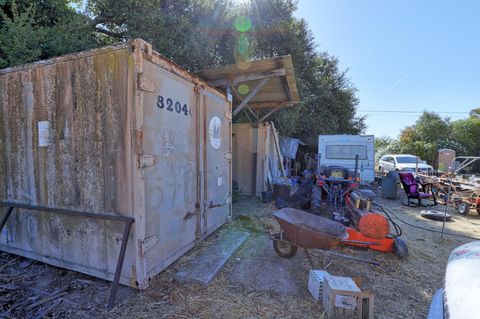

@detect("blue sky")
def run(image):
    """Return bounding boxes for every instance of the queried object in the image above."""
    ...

[295,0,480,138]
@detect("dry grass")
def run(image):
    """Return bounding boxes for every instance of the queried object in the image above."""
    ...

[1,194,478,318]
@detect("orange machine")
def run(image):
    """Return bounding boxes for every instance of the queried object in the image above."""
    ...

[342,189,406,256]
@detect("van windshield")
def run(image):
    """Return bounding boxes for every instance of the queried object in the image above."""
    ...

[326,145,367,160]
[395,156,419,164]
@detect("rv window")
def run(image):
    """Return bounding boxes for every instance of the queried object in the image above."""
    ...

[326,145,368,160]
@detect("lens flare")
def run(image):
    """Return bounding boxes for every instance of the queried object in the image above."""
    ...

[234,16,252,33]
[238,84,250,95]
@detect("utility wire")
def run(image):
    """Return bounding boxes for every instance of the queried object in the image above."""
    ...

[358,110,470,114]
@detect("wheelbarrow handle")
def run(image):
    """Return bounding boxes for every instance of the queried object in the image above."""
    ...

[324,251,381,266]
[341,239,382,246]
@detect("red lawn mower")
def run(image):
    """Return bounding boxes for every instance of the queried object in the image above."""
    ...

[311,156,408,257]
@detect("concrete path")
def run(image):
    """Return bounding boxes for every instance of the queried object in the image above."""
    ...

[175,229,250,285]
[227,235,306,295]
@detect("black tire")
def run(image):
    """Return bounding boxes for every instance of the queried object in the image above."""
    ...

[311,185,322,215]
[273,234,298,258]
[393,238,409,258]
[420,210,451,221]
[457,202,470,215]
[477,208,480,216]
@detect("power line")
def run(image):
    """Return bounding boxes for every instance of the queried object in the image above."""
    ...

[357,110,470,114]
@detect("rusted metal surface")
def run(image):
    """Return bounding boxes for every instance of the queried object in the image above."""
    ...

[0,39,231,289]
[0,201,134,310]
[273,208,348,250]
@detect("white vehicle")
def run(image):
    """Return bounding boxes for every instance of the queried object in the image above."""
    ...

[318,135,375,183]
[378,154,433,173]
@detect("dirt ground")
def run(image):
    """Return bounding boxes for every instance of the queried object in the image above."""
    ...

[1,191,479,319]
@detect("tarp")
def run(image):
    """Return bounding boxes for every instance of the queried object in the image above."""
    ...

[280,137,305,159]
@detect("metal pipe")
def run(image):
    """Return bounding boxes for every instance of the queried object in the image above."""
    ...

[354,155,359,179]
[0,201,132,223]
[0,207,14,232]
[202,92,208,233]
[0,201,134,310]
[195,84,202,239]
[323,250,381,266]
[107,219,133,310]
[441,178,453,239]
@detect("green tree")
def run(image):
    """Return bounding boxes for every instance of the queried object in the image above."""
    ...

[414,111,451,144]
[1,0,365,147]
[451,114,480,156]
[375,136,401,164]
[0,1,40,67]
[0,0,100,68]
[242,0,364,144]
[397,111,452,163]
[86,0,236,71]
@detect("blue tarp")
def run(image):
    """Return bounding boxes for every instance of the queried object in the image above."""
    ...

[279,137,305,159]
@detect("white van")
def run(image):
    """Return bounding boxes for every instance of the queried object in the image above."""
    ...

[318,135,375,183]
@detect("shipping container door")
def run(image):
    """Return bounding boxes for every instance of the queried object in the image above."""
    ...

[202,92,231,235]
[142,61,199,274]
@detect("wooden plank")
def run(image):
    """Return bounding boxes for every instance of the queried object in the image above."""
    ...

[232,124,254,195]
[256,104,289,124]
[209,68,285,87]
[233,78,270,116]
[270,122,286,178]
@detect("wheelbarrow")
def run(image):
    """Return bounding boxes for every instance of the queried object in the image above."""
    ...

[271,208,381,265]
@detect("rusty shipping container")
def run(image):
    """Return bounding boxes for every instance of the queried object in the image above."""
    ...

[0,39,232,288]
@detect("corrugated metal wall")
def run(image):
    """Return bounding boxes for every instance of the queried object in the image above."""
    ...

[0,46,136,283]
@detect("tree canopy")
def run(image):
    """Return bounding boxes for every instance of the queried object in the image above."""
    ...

[376,110,480,165]
[0,0,365,145]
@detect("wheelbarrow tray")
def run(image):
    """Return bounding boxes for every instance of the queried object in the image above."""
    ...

[273,208,348,250]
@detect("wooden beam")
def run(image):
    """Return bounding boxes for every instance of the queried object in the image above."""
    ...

[229,84,258,121]
[255,104,288,125]
[270,122,286,178]
[233,78,270,116]
[208,68,285,87]
[247,101,297,110]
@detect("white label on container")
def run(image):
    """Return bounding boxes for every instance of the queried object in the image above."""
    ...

[209,116,222,149]
[335,295,357,310]
[38,121,50,147]
[217,176,223,186]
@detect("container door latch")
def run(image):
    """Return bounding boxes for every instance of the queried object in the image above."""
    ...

[138,154,155,168]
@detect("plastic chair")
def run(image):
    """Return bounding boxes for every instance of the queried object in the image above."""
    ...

[398,172,437,206]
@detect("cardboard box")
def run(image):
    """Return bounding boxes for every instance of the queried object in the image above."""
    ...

[308,270,329,301]
[357,291,375,319]
[323,275,361,319]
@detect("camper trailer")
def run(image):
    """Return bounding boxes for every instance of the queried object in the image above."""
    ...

[318,135,375,183]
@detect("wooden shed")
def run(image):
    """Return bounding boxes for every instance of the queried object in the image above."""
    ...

[200,56,300,196]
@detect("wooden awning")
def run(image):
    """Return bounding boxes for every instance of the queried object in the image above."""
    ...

[199,55,300,122]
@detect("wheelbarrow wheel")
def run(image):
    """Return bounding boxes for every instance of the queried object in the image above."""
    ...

[273,234,298,258]
[393,238,409,258]
[457,202,470,215]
